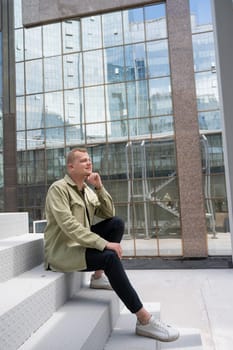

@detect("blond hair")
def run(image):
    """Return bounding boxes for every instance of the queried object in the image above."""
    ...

[66,148,87,165]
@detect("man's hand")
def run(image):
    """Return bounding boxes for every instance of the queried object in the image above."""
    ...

[86,172,103,190]
[105,242,123,259]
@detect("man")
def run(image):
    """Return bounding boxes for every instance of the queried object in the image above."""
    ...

[44,148,179,342]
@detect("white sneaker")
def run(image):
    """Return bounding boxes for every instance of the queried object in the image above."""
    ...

[90,274,112,290]
[136,316,179,342]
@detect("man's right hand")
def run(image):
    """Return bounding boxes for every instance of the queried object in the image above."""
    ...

[105,242,123,259]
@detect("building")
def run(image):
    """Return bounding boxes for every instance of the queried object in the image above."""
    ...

[0,0,232,259]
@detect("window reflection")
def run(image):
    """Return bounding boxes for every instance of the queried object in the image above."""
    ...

[195,71,219,111]
[44,92,64,128]
[27,129,44,150]
[45,127,65,148]
[82,15,102,50]
[123,8,144,44]
[147,40,170,78]
[125,43,146,81]
[105,83,127,121]
[17,131,26,151]
[44,56,62,91]
[62,19,81,53]
[43,23,61,57]
[149,77,172,116]
[151,115,174,136]
[63,53,83,89]
[126,80,149,119]
[107,120,128,140]
[104,46,124,83]
[83,50,103,86]
[129,117,151,138]
[25,27,42,60]
[199,111,221,131]
[145,3,167,40]
[189,0,213,33]
[25,60,43,94]
[64,89,83,125]
[193,32,215,72]
[85,86,105,122]
[26,94,44,129]
[86,122,106,143]
[102,12,123,47]
[16,96,25,131]
[15,29,24,61]
[16,62,25,95]
[65,125,84,145]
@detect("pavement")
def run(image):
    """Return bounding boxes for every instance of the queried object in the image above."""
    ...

[86,267,233,350]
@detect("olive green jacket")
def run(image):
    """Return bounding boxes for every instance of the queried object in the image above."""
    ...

[44,174,115,272]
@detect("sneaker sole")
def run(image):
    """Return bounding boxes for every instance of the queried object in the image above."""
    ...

[136,328,179,342]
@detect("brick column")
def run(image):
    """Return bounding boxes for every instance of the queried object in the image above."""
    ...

[166,0,207,257]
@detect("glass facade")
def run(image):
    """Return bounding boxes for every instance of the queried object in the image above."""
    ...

[190,0,230,253]
[11,0,228,256]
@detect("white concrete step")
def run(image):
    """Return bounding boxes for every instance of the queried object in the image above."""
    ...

[0,264,83,350]
[104,304,203,350]
[0,234,44,282]
[19,287,120,350]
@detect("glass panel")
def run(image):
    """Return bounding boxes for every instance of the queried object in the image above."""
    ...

[107,120,128,141]
[62,19,81,53]
[44,56,62,91]
[145,3,167,40]
[16,62,25,95]
[83,50,103,86]
[151,115,174,136]
[129,118,151,138]
[16,96,25,131]
[126,81,149,118]
[105,83,127,121]
[82,15,102,50]
[43,23,62,57]
[25,60,43,94]
[124,43,146,81]
[123,8,145,44]
[46,148,66,181]
[195,71,219,111]
[17,131,26,151]
[86,123,106,143]
[63,53,83,89]
[46,127,65,148]
[102,12,123,47]
[15,29,24,61]
[193,32,215,72]
[149,77,172,116]
[147,40,170,78]
[104,46,124,83]
[14,0,23,29]
[27,129,44,150]
[84,86,105,122]
[189,0,213,33]
[199,111,222,131]
[64,89,84,125]
[65,125,85,145]
[26,94,44,129]
[25,27,42,60]
[44,92,64,127]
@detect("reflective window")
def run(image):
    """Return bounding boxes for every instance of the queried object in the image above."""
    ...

[16,62,25,95]
[26,94,44,129]
[195,71,219,111]
[129,117,151,137]
[86,123,106,143]
[147,40,170,78]
[25,27,42,60]
[44,92,64,128]
[193,32,215,72]
[82,16,102,50]
[189,0,213,33]
[145,3,167,40]
[15,29,24,61]
[16,96,25,130]
[107,120,128,140]
[44,56,62,91]
[43,24,62,57]
[65,125,85,145]
[149,77,172,116]
[104,46,124,83]
[63,53,83,89]
[64,89,84,125]
[27,129,44,150]
[124,43,146,81]
[105,83,127,121]
[25,60,43,94]
[62,19,81,53]
[151,115,174,136]
[102,12,123,47]
[84,86,105,122]
[198,111,221,131]
[17,131,26,151]
[46,127,65,148]
[83,50,104,86]
[14,0,23,29]
[126,81,149,118]
[123,8,145,44]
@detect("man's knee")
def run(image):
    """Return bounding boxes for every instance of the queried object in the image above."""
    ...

[111,216,125,232]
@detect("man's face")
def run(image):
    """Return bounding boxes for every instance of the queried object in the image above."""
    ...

[69,151,92,177]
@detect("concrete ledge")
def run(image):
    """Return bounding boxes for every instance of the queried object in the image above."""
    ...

[0,234,44,282]
[0,265,83,350]
[19,287,120,350]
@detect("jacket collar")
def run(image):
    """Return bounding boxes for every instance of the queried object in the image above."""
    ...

[64,174,87,189]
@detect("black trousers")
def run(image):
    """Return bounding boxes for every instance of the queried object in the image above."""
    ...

[82,216,143,314]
